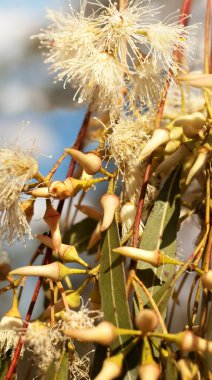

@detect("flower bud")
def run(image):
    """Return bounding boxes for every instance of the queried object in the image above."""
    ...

[87,220,102,250]
[44,202,61,253]
[156,144,191,175]
[21,199,35,223]
[177,358,199,380]
[164,140,180,154]
[35,235,89,267]
[75,204,102,221]
[100,194,120,232]
[10,262,87,282]
[174,112,206,139]
[65,148,102,175]
[181,331,212,353]
[139,128,170,161]
[177,72,212,89]
[29,187,50,198]
[113,246,163,267]
[169,127,183,141]
[64,321,117,345]
[94,357,122,380]
[49,178,75,199]
[201,270,212,290]
[135,309,159,334]
[186,148,209,185]
[138,363,161,380]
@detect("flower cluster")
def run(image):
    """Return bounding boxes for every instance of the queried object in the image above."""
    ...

[38,0,194,114]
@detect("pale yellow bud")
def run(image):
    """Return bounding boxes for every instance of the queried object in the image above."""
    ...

[35,235,89,267]
[65,148,102,175]
[181,331,212,353]
[44,202,61,253]
[64,321,117,345]
[94,358,122,380]
[139,128,170,161]
[186,148,209,185]
[10,262,87,282]
[113,246,162,267]
[169,127,183,141]
[201,270,212,290]
[177,358,199,380]
[49,178,75,199]
[156,144,191,175]
[100,194,120,232]
[174,112,206,138]
[164,140,180,154]
[138,363,161,380]
[29,186,50,198]
[135,309,159,334]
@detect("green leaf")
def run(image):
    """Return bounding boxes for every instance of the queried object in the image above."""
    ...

[135,168,181,317]
[99,220,139,379]
[63,217,98,254]
[0,357,9,379]
[43,350,69,380]
[163,358,178,380]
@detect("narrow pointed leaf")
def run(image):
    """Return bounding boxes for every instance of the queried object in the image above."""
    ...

[99,220,139,379]
[134,167,181,317]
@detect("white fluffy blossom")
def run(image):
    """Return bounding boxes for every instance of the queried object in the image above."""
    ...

[143,14,196,74]
[61,301,103,330]
[0,145,38,243]
[23,322,62,372]
[94,0,159,69]
[105,116,150,173]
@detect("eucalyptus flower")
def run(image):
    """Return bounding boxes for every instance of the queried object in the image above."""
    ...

[0,145,38,243]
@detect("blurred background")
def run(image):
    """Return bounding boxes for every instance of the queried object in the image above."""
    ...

[0,0,205,328]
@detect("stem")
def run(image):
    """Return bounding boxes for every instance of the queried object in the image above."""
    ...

[49,279,55,327]
[57,111,91,217]
[118,0,128,10]
[133,274,168,334]
[56,281,69,313]
[126,158,152,296]
[204,0,211,74]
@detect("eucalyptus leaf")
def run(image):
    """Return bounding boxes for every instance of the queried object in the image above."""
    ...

[63,217,98,254]
[0,357,9,379]
[99,220,139,379]
[134,167,181,317]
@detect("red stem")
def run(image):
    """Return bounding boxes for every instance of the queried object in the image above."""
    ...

[5,111,91,380]
[179,0,193,26]
[57,110,91,214]
[132,157,152,248]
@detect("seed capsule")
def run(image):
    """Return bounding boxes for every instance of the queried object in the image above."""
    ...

[135,309,159,334]
[138,363,161,380]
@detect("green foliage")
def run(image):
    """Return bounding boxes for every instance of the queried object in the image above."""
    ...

[134,168,181,317]
[99,220,139,379]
